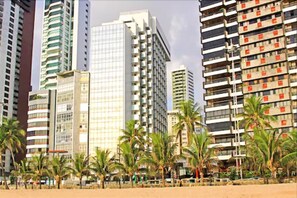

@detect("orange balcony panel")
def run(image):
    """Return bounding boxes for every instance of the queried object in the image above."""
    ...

[281,120,287,126]
[258,34,264,39]
[261,58,266,64]
[277,68,282,73]
[271,6,276,12]
[243,26,248,31]
[255,0,260,4]
[245,49,250,55]
[247,73,252,79]
[264,109,269,114]
[242,14,247,20]
[262,83,267,89]
[248,86,253,91]
[274,42,280,48]
[256,10,261,16]
[280,106,285,112]
[241,3,246,9]
[278,80,283,86]
[260,46,265,51]
[257,22,262,28]
[244,37,249,43]
[262,71,266,76]
[282,133,288,138]
[272,18,277,24]
[275,55,281,60]
[263,96,268,101]
[246,61,251,67]
[279,93,284,99]
[273,30,278,36]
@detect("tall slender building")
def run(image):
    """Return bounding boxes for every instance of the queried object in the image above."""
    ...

[0,0,36,174]
[40,0,89,89]
[90,10,170,154]
[172,65,194,110]
[200,0,297,167]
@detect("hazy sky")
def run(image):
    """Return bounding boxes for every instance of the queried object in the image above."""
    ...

[31,0,203,110]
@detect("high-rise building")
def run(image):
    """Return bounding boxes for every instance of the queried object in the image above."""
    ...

[200,0,297,166]
[90,10,170,154]
[172,65,194,110]
[39,0,89,90]
[0,0,35,174]
[54,70,90,158]
[26,90,56,158]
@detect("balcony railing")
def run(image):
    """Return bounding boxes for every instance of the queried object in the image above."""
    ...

[206,89,229,96]
[283,1,297,8]
[205,77,228,85]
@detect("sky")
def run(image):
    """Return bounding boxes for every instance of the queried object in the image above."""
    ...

[31,0,203,110]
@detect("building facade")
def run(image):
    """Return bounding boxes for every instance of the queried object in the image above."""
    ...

[26,90,56,158]
[0,0,35,175]
[39,0,89,90]
[172,65,194,110]
[54,70,90,158]
[90,10,170,154]
[200,0,297,166]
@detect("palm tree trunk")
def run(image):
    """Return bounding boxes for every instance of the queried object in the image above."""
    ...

[15,176,18,189]
[195,168,199,183]
[200,171,204,185]
[58,180,60,189]
[80,177,82,189]
[100,176,104,189]
[39,177,42,189]
[161,168,165,187]
[24,181,27,189]
[130,175,133,188]
[8,148,17,189]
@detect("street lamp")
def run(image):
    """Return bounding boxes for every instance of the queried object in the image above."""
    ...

[227,40,243,180]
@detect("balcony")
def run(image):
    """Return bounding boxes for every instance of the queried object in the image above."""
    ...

[241,53,286,69]
[265,106,291,116]
[239,17,282,34]
[232,139,245,146]
[242,66,287,81]
[240,29,283,45]
[238,4,281,22]
[237,0,275,11]
[205,89,229,100]
[204,77,229,89]
[241,39,285,57]
[262,93,290,104]
[201,10,224,22]
[271,118,293,128]
[203,66,229,77]
[243,79,289,94]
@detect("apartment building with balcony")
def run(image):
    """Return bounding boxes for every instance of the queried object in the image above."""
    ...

[200,0,297,166]
[89,10,170,155]
[39,0,89,90]
[26,90,56,158]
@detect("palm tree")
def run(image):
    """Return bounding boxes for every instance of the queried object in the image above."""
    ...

[48,155,70,189]
[119,120,146,149]
[30,153,48,189]
[0,127,9,189]
[183,132,217,183]
[141,132,178,187]
[244,129,282,180]
[90,149,114,189]
[70,153,89,189]
[18,159,32,189]
[173,101,202,151]
[281,130,297,176]
[113,142,142,187]
[240,95,276,131]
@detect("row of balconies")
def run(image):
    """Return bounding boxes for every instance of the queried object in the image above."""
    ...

[241,40,285,57]
[242,53,286,69]
[238,4,281,22]
[237,0,276,11]
[240,29,283,45]
[263,105,292,116]
[243,79,289,93]
[242,66,287,81]
[239,17,282,34]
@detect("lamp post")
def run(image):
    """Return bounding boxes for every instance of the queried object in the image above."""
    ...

[227,40,243,180]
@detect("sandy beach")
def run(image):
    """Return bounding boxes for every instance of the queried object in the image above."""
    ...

[0,183,296,198]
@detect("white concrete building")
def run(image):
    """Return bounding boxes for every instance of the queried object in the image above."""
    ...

[89,10,170,154]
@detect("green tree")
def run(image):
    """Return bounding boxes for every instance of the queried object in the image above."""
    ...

[281,130,297,176]
[48,155,70,189]
[173,101,202,151]
[119,120,146,149]
[90,149,114,189]
[0,127,9,189]
[244,129,282,180]
[183,132,217,183]
[30,153,48,189]
[141,132,178,187]
[18,159,32,189]
[240,95,276,131]
[70,153,89,189]
[113,142,142,187]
